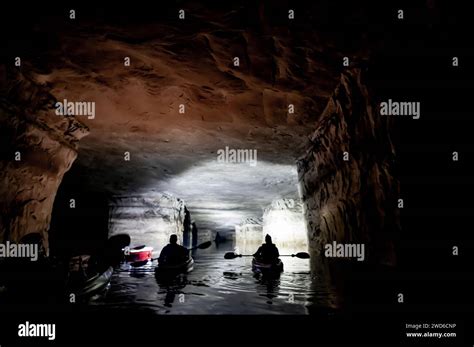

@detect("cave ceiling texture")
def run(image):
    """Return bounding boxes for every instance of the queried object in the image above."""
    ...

[3,1,374,233]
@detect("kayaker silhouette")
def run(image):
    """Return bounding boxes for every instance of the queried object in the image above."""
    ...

[253,234,279,263]
[159,234,188,264]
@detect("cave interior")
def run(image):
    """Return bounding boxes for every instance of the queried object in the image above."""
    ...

[2,1,474,319]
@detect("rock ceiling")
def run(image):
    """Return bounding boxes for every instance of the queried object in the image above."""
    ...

[12,2,371,231]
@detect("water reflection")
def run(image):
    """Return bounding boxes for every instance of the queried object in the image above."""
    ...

[129,266,150,279]
[87,241,339,315]
[156,274,188,308]
[254,273,281,305]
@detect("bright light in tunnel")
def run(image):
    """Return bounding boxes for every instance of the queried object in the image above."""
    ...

[111,160,306,252]
[152,160,302,234]
[234,198,308,254]
[262,202,308,253]
[109,159,305,255]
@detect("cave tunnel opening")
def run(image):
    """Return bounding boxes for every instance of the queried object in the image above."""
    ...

[47,141,319,315]
[49,169,111,258]
[49,157,310,260]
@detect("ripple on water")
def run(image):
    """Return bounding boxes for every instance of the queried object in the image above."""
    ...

[91,248,335,315]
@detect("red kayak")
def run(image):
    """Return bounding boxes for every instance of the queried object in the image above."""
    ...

[125,245,153,263]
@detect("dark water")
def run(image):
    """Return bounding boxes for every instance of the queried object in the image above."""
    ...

[90,244,335,315]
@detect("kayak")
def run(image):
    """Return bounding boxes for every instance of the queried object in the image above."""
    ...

[252,258,284,274]
[125,246,153,263]
[68,266,114,298]
[155,257,194,274]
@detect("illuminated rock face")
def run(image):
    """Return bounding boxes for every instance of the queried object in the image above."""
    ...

[298,68,399,267]
[262,198,308,253]
[108,193,187,253]
[234,198,308,254]
[0,71,88,248]
[234,218,263,254]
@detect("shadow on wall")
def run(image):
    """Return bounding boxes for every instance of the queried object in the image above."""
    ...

[49,170,110,258]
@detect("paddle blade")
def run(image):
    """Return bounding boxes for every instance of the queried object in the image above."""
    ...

[295,252,310,259]
[198,241,213,249]
[224,252,239,259]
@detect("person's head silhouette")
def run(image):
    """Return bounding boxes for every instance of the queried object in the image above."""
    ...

[170,234,178,244]
[265,234,272,244]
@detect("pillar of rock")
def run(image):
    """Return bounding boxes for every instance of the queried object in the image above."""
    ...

[0,69,88,250]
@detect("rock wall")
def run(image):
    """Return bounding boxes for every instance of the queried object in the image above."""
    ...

[0,69,88,249]
[262,198,308,253]
[234,217,263,254]
[108,193,187,253]
[298,68,399,268]
[234,198,308,254]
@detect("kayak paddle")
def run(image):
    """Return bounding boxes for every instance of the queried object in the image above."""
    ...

[224,252,310,259]
[188,241,212,252]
